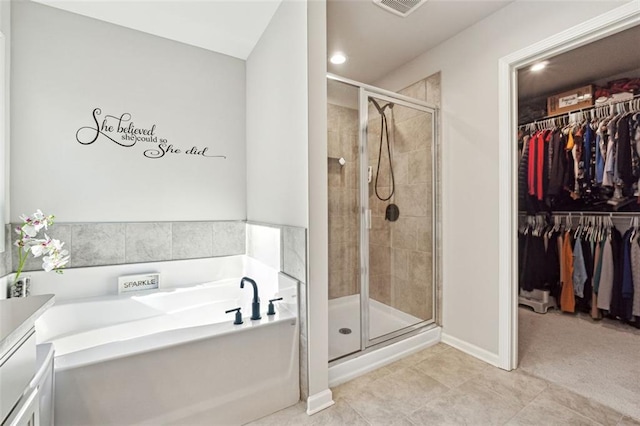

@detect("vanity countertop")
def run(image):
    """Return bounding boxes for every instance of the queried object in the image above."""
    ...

[0,295,55,358]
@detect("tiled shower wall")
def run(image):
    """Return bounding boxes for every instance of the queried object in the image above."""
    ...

[327,104,360,299]
[392,72,441,323]
[368,94,433,320]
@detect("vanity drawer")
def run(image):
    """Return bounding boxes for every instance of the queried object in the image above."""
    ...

[0,331,36,423]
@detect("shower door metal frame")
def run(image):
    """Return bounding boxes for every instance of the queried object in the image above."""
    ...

[358,87,438,350]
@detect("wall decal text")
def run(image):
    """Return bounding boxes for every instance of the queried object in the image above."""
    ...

[76,108,227,160]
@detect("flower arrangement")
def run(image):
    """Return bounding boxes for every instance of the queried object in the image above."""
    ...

[14,210,70,287]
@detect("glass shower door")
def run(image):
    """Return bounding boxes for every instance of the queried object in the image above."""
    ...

[360,90,436,347]
[327,78,362,361]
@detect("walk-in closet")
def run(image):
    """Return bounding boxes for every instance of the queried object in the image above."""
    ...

[516,24,640,419]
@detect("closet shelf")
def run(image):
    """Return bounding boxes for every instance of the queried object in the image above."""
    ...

[519,93,640,129]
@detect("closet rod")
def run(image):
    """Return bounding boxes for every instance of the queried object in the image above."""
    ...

[518,93,640,129]
[519,211,640,218]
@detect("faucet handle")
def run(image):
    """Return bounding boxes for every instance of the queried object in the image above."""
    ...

[225,307,243,325]
[267,297,284,316]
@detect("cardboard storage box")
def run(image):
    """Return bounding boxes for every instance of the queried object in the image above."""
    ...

[547,84,594,116]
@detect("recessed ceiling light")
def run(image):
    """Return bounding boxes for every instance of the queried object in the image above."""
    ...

[330,53,347,65]
[530,61,548,72]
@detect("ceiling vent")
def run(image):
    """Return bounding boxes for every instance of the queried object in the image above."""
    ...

[373,0,428,17]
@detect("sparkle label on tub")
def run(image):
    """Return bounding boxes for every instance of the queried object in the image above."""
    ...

[118,273,160,294]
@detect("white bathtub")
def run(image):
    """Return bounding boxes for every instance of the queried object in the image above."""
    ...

[35,277,300,425]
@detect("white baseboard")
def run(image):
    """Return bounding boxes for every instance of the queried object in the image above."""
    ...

[441,332,501,368]
[328,326,441,387]
[306,389,334,415]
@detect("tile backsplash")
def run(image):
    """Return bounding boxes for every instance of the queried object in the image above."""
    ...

[8,220,308,283]
[11,221,246,272]
[246,222,307,284]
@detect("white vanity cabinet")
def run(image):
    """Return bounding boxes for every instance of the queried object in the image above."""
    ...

[0,295,55,426]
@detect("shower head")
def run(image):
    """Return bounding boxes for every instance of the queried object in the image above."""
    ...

[369,98,394,115]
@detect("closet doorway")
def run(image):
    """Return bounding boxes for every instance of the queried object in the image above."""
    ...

[500,4,640,421]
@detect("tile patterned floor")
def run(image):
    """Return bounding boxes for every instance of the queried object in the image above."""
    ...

[248,344,640,426]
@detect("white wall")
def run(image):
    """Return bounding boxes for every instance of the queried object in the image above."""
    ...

[246,0,309,228]
[306,0,330,407]
[375,1,629,356]
[0,0,9,251]
[246,0,332,408]
[0,1,11,253]
[11,1,246,223]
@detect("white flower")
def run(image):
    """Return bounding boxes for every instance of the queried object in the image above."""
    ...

[21,223,38,238]
[13,210,68,282]
[29,236,51,258]
[42,243,70,272]
[18,210,54,238]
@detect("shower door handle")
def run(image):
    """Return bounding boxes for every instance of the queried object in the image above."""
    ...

[365,209,372,229]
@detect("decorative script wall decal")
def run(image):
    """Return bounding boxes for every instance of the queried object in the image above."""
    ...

[75,108,227,160]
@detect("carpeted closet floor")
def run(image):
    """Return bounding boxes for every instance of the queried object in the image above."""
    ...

[518,307,640,420]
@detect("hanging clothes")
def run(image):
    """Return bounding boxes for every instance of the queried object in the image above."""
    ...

[519,225,556,292]
[618,116,634,189]
[571,126,585,197]
[608,228,625,318]
[583,123,595,185]
[620,228,635,320]
[573,237,588,299]
[548,130,567,196]
[591,240,604,319]
[518,135,531,208]
[545,230,562,300]
[595,125,606,184]
[597,231,615,311]
[561,230,575,313]
[576,237,594,312]
[519,97,640,212]
[603,121,617,187]
[632,233,640,318]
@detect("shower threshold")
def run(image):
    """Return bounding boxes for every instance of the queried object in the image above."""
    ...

[329,294,427,361]
[328,323,441,387]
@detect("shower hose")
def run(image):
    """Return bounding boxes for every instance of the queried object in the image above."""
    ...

[371,98,395,202]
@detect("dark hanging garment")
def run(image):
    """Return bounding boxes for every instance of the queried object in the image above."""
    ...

[520,232,546,292]
[542,131,551,201]
[621,230,635,321]
[545,231,561,297]
[532,235,548,290]
[573,126,585,185]
[575,238,593,313]
[519,231,532,291]
[563,147,575,191]
[548,131,567,196]
[617,116,634,188]
[518,137,530,209]
[528,132,538,197]
[609,228,625,319]
[631,116,640,181]
[518,231,525,272]
[583,123,595,185]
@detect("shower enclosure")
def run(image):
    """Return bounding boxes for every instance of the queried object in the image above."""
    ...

[328,75,438,362]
